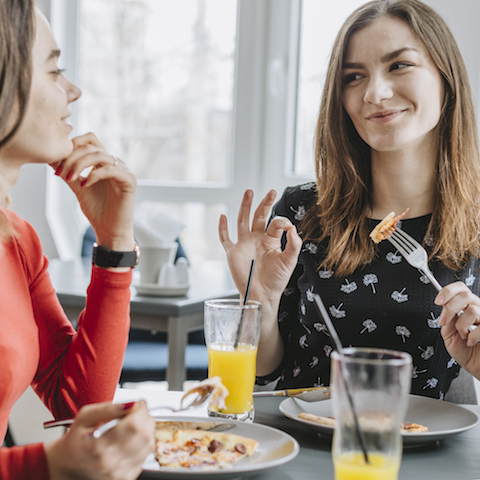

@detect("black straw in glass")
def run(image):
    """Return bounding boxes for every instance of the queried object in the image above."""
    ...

[313,294,370,464]
[233,259,256,349]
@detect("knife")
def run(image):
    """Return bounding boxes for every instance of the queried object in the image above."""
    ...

[253,386,330,402]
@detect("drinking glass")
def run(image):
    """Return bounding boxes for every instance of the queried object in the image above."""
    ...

[331,347,412,480]
[204,299,262,422]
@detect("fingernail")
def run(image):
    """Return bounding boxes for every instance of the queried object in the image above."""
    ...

[55,166,63,176]
[66,170,73,181]
[121,401,135,410]
[438,312,446,326]
[435,295,444,305]
[80,178,87,187]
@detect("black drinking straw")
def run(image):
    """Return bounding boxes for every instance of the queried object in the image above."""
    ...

[313,294,370,464]
[233,259,256,349]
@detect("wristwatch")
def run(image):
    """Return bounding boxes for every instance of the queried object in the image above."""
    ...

[92,242,140,268]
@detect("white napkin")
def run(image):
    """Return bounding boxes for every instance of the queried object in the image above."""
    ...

[134,210,185,247]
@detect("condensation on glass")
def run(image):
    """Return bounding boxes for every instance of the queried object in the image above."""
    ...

[293,0,366,176]
[78,0,237,184]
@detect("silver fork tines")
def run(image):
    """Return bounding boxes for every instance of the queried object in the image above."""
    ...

[387,228,442,291]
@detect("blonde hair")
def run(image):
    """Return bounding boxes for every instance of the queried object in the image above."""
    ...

[301,0,480,276]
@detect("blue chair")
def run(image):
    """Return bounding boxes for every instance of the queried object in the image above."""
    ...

[82,226,208,385]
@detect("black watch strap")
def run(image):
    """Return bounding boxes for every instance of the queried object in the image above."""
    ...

[92,243,140,268]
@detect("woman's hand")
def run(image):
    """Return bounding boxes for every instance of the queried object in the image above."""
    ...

[219,190,302,376]
[436,282,480,380]
[219,189,302,306]
[45,401,155,480]
[50,133,136,252]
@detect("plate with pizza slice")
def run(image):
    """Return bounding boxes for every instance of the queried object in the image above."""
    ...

[141,416,299,479]
[279,394,479,447]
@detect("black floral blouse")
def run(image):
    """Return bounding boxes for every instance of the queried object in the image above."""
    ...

[256,183,480,399]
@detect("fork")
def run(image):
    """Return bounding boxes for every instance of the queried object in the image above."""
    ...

[387,227,476,331]
[43,387,212,437]
[387,227,442,291]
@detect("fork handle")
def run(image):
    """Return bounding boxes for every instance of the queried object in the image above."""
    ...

[423,269,442,292]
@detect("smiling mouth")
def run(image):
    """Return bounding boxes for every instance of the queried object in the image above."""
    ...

[367,109,405,122]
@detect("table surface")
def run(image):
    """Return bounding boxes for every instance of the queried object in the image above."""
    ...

[114,388,480,480]
[48,257,238,317]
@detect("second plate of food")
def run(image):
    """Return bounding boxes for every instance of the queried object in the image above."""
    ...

[279,394,479,446]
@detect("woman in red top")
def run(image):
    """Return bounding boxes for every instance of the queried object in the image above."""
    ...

[0,1,154,478]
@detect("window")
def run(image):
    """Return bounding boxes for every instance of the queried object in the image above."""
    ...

[78,0,237,185]
[45,0,369,263]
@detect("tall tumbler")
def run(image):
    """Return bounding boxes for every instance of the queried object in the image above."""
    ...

[331,347,412,480]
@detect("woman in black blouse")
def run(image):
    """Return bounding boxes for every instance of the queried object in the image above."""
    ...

[219,0,480,397]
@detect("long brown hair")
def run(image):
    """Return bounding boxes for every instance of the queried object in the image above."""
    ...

[0,0,35,236]
[301,0,480,276]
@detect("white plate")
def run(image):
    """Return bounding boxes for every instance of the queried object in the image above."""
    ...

[141,416,299,479]
[279,394,479,447]
[134,283,190,297]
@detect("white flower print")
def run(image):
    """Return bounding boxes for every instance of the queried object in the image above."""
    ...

[290,205,306,221]
[363,274,378,293]
[418,345,434,360]
[395,325,411,342]
[314,323,330,336]
[340,279,357,294]
[306,287,315,302]
[293,362,301,377]
[324,345,333,357]
[301,322,311,335]
[300,182,316,190]
[386,251,402,264]
[439,391,445,401]
[299,334,308,349]
[329,303,346,319]
[360,319,377,334]
[419,272,430,284]
[427,312,441,329]
[300,302,306,316]
[318,268,334,279]
[303,242,318,255]
[411,366,427,379]
[447,358,457,369]
[465,269,476,287]
[423,377,438,390]
[391,287,408,303]
[309,356,319,368]
[424,234,434,247]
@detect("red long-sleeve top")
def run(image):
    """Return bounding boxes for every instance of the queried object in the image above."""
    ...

[0,208,132,479]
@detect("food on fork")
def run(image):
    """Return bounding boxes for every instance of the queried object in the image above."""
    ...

[181,376,230,410]
[369,209,409,244]
[298,413,428,433]
[154,429,258,470]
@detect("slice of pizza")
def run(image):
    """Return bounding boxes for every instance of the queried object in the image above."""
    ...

[155,429,258,470]
[298,412,335,427]
[298,413,428,433]
[369,209,409,244]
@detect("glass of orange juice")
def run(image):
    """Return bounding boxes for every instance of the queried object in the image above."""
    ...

[204,299,261,422]
[331,348,412,480]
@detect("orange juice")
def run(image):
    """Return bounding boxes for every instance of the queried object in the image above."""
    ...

[208,343,257,414]
[334,452,400,480]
